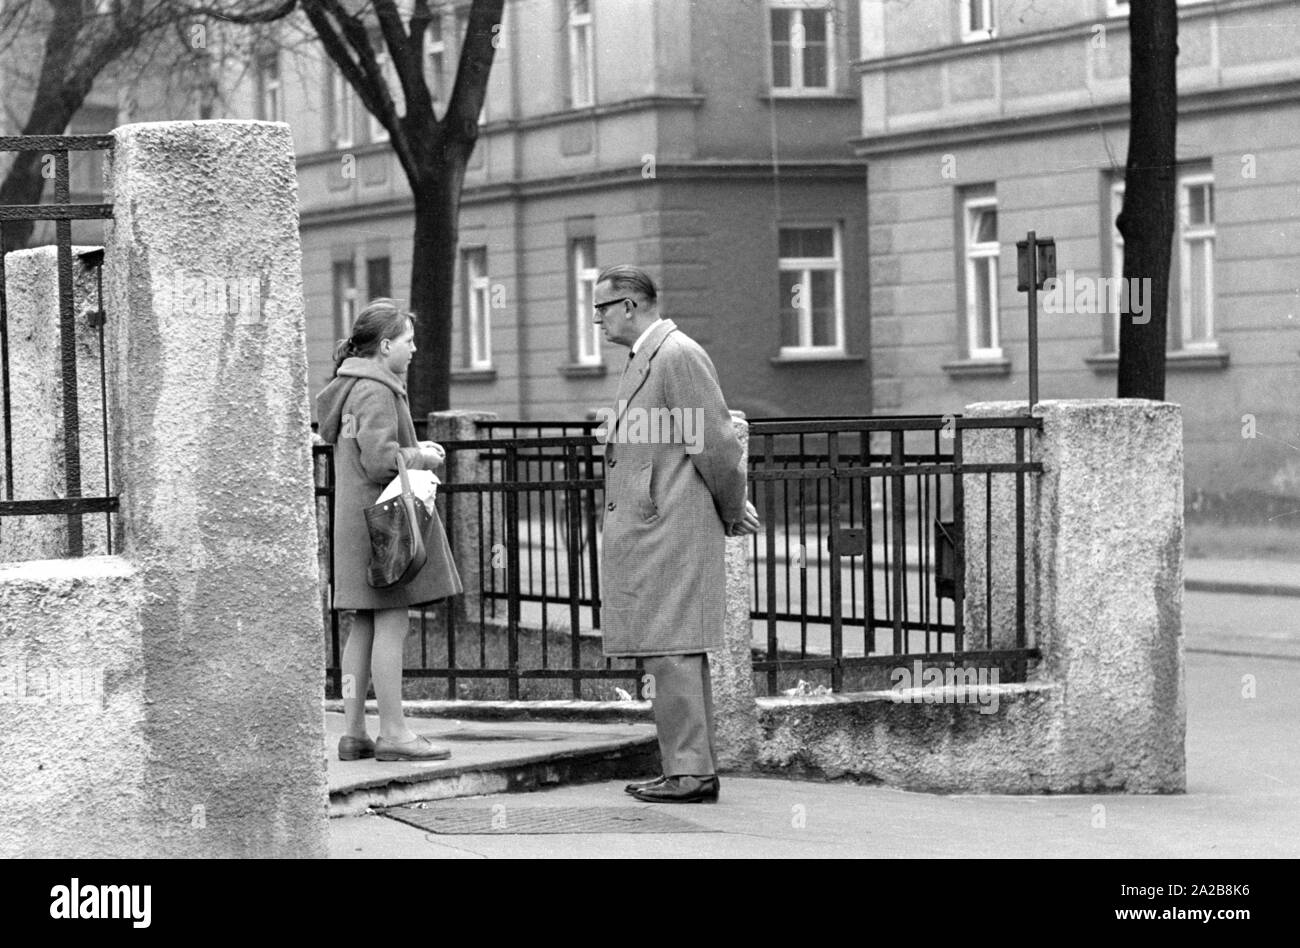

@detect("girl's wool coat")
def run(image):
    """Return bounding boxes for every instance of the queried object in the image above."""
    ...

[316,358,462,610]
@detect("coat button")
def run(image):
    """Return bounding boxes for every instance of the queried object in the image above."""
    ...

[607,502,616,511]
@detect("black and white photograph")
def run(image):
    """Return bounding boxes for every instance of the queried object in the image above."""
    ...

[0,0,1293,912]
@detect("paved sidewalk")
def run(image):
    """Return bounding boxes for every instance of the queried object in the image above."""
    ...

[1184,557,1300,597]
[329,648,1299,858]
[326,715,656,816]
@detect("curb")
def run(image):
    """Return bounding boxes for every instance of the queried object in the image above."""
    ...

[1184,579,1300,598]
[330,734,659,817]
[324,698,654,723]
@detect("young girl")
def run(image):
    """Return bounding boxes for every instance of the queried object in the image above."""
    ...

[316,299,462,761]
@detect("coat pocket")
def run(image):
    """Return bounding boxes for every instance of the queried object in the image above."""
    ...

[631,463,659,522]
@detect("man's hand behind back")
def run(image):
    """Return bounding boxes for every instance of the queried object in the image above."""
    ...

[725,500,761,537]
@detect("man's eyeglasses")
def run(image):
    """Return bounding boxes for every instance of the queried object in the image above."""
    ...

[593,297,637,316]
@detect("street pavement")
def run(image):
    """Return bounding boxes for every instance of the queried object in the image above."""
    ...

[329,556,1300,858]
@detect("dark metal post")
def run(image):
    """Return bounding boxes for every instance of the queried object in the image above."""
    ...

[827,431,843,692]
[1017,230,1056,409]
[504,443,521,700]
[54,151,84,555]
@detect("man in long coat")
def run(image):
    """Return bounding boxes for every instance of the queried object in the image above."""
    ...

[593,265,759,803]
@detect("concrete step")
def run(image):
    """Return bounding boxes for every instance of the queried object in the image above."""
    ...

[326,713,658,817]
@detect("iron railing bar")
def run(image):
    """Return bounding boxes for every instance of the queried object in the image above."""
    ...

[55,150,83,556]
[827,431,843,692]
[0,205,114,221]
[890,431,905,654]
[0,134,115,150]
[1016,426,1027,651]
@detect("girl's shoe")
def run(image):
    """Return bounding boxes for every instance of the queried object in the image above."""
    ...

[337,735,376,761]
[375,735,452,761]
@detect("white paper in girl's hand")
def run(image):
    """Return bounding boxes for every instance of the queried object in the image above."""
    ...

[377,468,439,508]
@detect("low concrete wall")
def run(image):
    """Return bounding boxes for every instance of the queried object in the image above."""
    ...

[0,557,147,857]
[752,399,1185,794]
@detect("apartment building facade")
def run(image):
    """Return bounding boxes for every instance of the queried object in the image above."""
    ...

[854,0,1300,510]
[229,0,870,422]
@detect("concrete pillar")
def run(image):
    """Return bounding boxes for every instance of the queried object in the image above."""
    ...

[712,411,760,769]
[0,247,110,560]
[960,402,1036,652]
[427,409,500,633]
[970,398,1185,791]
[104,120,328,855]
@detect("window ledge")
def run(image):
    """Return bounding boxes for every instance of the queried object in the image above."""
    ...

[451,367,497,383]
[941,357,1011,378]
[770,352,866,366]
[1086,346,1229,374]
[558,362,607,379]
[760,91,857,103]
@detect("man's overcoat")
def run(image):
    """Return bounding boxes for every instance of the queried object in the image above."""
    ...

[599,319,748,657]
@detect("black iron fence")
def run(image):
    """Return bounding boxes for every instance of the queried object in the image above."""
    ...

[318,420,639,701]
[319,412,1042,700]
[746,415,1042,696]
[0,135,116,557]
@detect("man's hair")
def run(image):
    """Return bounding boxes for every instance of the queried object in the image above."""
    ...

[596,264,658,303]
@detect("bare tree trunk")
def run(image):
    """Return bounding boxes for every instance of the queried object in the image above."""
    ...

[409,161,465,420]
[1116,0,1178,399]
[0,0,92,249]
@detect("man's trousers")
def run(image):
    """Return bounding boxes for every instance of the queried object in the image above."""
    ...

[642,653,717,777]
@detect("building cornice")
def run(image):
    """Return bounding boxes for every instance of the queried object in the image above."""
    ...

[293,94,708,171]
[850,0,1290,75]
[850,78,1300,158]
[298,160,868,227]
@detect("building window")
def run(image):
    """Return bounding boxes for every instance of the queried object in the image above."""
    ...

[426,15,447,115]
[1178,173,1216,348]
[769,1,833,93]
[963,196,1001,359]
[366,256,391,301]
[778,225,844,355]
[333,259,358,340]
[329,67,354,149]
[572,238,601,366]
[567,0,594,108]
[462,248,491,369]
[255,52,282,122]
[962,0,996,41]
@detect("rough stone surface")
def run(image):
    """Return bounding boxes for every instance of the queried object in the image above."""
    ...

[1029,399,1185,792]
[0,557,147,856]
[961,402,1035,651]
[755,685,1056,792]
[713,412,760,769]
[427,410,500,634]
[755,400,1185,793]
[0,247,110,559]
[99,120,328,856]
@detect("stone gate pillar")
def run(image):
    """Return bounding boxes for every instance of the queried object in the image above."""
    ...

[103,120,327,856]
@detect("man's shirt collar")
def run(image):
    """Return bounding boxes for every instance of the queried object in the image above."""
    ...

[630,317,662,356]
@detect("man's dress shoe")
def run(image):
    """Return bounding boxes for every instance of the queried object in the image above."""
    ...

[624,774,668,794]
[631,774,720,804]
[337,735,376,761]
